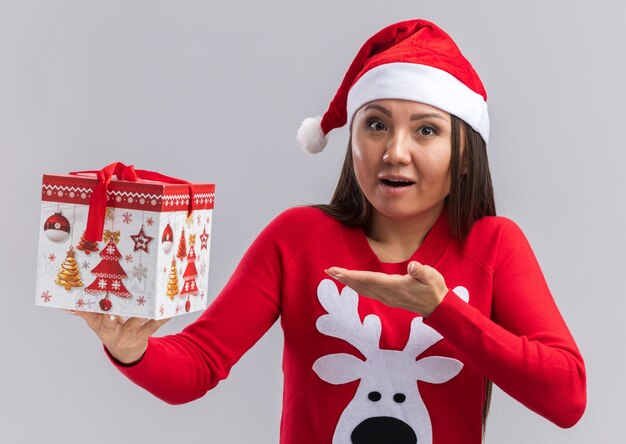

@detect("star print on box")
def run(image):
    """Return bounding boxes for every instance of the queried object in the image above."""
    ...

[130,226,154,253]
[200,226,209,250]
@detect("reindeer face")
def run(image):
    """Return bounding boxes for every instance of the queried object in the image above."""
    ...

[313,279,467,444]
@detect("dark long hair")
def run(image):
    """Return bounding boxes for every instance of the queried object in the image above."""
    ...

[312,114,496,431]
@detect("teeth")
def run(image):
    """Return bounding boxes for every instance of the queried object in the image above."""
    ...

[382,178,414,187]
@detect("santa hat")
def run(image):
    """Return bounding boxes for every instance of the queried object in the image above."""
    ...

[296,19,489,153]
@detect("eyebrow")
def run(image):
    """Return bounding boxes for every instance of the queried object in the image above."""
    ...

[363,104,449,122]
[410,112,449,123]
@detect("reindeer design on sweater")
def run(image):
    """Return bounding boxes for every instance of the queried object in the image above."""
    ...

[313,279,469,444]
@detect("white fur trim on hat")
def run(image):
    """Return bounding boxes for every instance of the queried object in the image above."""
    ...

[347,63,490,143]
[296,115,328,154]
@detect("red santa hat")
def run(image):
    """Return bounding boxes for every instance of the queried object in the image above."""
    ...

[296,19,489,153]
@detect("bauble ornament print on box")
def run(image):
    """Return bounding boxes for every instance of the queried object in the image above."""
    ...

[44,212,70,242]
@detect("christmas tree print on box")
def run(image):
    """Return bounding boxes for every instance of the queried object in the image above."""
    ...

[35,168,215,319]
[84,236,133,311]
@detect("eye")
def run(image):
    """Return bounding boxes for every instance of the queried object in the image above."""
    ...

[367,119,387,132]
[417,125,438,137]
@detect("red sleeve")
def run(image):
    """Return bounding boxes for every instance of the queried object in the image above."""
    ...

[103,215,284,405]
[424,219,586,428]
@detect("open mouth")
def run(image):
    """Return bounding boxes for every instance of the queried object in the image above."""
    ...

[381,178,415,188]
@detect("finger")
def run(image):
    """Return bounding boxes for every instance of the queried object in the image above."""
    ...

[71,310,107,330]
[326,267,390,285]
[407,261,435,284]
[407,261,421,279]
[339,272,400,301]
[122,316,149,330]
[139,317,171,337]
[69,309,95,320]
[99,313,122,333]
[325,267,346,279]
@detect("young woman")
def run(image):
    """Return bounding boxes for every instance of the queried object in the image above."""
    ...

[72,19,586,443]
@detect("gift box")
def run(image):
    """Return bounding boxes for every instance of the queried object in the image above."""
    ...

[35,162,215,319]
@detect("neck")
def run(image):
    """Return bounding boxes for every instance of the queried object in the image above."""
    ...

[365,204,445,263]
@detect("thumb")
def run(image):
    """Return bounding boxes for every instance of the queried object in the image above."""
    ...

[407,261,435,284]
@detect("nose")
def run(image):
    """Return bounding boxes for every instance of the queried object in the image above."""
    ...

[351,416,417,444]
[383,131,412,165]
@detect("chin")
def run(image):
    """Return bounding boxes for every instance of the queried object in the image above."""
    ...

[373,205,421,220]
[372,201,445,222]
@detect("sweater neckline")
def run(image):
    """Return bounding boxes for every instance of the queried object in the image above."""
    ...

[341,208,452,274]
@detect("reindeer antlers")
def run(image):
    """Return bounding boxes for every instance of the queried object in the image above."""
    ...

[316,279,382,357]
[317,279,449,360]
[403,317,444,358]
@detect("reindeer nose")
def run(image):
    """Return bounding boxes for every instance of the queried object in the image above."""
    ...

[351,416,417,444]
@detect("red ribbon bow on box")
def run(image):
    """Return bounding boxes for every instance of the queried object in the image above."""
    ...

[70,162,195,242]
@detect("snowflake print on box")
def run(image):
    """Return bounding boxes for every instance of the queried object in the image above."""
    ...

[36,165,215,319]
[132,263,148,281]
[84,237,132,311]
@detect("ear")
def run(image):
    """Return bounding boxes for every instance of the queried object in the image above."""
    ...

[313,353,365,385]
[413,356,463,384]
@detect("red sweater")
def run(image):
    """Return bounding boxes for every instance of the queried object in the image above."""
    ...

[106,207,586,443]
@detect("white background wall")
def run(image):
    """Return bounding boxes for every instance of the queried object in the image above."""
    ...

[1,0,623,442]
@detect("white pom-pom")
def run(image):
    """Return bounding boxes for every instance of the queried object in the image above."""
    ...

[296,115,328,154]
